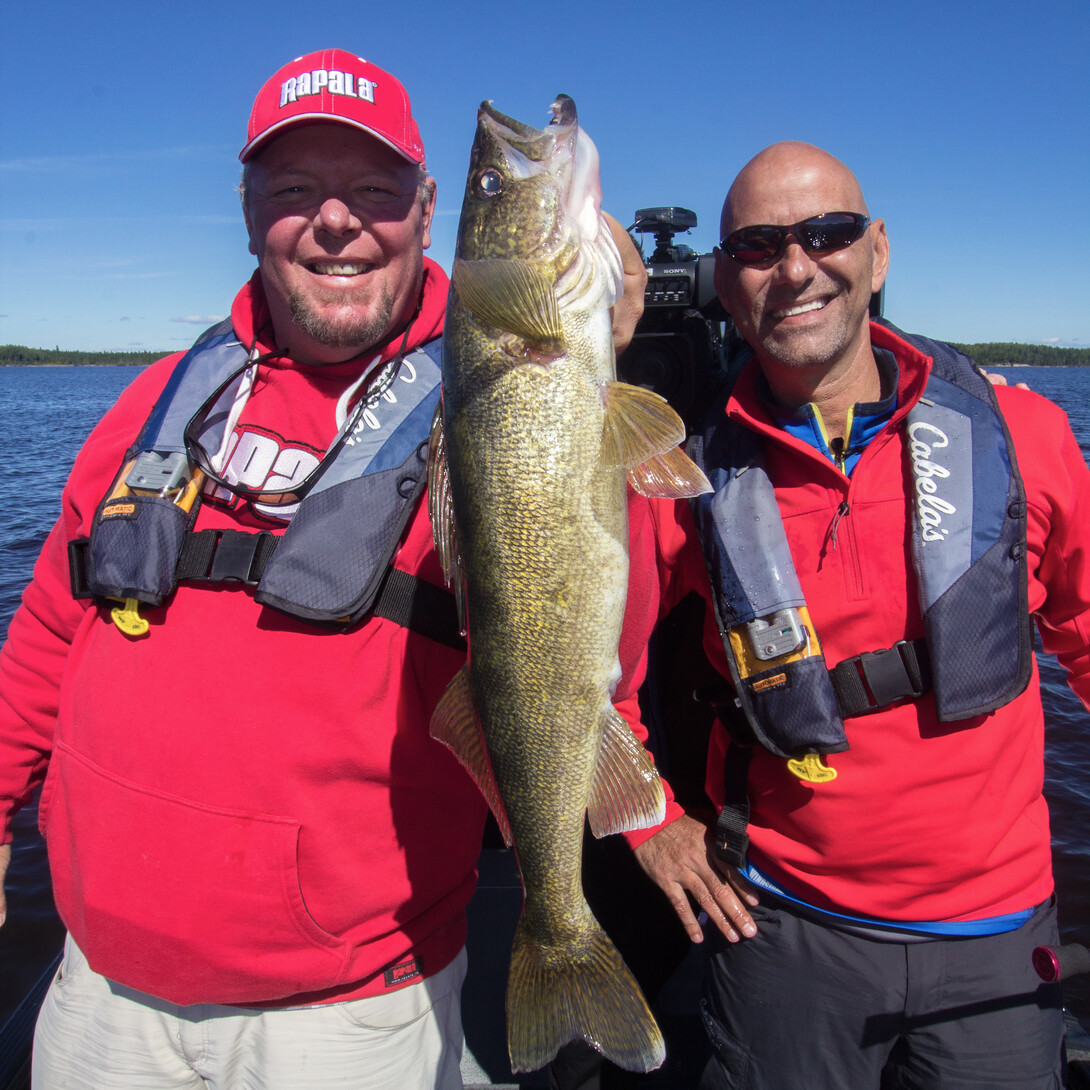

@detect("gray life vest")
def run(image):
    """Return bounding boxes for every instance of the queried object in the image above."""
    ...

[69,320,457,636]
[689,324,1033,762]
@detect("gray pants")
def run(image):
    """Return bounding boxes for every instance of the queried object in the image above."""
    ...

[699,896,1065,1090]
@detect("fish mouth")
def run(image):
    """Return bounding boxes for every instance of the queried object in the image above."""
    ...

[463,95,622,306]
[477,95,578,161]
[475,94,600,247]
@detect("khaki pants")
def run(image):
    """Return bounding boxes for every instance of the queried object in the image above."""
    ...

[33,936,466,1089]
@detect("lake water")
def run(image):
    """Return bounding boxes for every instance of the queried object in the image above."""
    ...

[2,363,1090,1033]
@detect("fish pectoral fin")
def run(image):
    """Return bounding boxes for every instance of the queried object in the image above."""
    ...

[599,381,712,497]
[506,910,665,1074]
[426,400,468,623]
[427,400,455,582]
[628,447,713,499]
[600,381,685,467]
[425,401,468,627]
[430,666,513,847]
[586,707,667,837]
[451,257,565,356]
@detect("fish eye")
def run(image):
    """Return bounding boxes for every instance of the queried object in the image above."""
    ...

[473,169,503,199]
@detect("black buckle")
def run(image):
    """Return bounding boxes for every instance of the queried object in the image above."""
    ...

[858,640,927,708]
[68,538,93,599]
[208,530,268,585]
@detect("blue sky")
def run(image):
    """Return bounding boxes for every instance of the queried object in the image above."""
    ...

[1,0,1086,354]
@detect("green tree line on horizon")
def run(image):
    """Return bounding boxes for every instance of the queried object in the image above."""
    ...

[949,342,1090,367]
[2,340,1088,369]
[0,345,166,367]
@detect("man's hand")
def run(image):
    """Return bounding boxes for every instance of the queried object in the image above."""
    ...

[603,212,647,355]
[632,813,759,944]
[983,370,1030,390]
[0,843,10,928]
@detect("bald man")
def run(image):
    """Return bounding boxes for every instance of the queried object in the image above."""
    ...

[621,142,1090,1088]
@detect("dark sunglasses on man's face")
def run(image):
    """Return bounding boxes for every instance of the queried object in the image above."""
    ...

[720,212,870,267]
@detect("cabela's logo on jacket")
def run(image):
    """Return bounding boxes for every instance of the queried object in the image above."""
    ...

[908,420,956,543]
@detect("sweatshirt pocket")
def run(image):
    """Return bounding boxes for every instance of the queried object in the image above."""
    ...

[44,742,350,1006]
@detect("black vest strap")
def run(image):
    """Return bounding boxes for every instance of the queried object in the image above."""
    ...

[70,534,465,650]
[175,529,278,585]
[714,744,752,868]
[828,638,932,718]
[374,568,466,652]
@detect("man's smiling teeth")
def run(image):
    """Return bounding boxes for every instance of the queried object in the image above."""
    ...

[775,299,826,318]
[310,261,370,275]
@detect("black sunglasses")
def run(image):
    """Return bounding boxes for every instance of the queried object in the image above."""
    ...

[720,212,869,267]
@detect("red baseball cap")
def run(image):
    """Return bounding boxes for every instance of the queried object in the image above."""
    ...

[239,48,424,164]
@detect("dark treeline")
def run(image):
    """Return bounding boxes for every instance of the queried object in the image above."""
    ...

[0,345,165,367]
[3,341,1088,369]
[952,343,1090,367]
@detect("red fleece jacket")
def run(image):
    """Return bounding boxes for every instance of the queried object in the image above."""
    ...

[623,323,1090,924]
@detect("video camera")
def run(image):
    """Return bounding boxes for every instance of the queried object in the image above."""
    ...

[616,207,732,434]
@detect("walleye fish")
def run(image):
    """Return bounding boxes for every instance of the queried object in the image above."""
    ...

[428,94,710,1073]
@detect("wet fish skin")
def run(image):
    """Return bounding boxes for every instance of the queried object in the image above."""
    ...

[429,94,709,1073]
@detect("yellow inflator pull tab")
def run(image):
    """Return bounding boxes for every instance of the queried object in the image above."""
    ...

[98,456,207,639]
[786,753,837,783]
[111,598,149,637]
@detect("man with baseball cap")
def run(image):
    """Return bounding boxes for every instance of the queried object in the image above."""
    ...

[0,48,646,1089]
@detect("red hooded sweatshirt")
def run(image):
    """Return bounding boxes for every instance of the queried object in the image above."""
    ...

[0,262,501,1005]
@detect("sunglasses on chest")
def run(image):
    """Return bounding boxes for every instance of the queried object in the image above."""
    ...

[720,212,869,267]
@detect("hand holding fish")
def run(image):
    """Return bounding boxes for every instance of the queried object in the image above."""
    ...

[632,812,759,943]
[603,212,647,355]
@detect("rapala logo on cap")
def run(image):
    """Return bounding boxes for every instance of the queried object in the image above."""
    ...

[102,502,137,519]
[280,70,376,107]
[383,958,421,988]
[752,672,788,695]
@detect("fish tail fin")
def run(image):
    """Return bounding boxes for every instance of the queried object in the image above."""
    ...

[506,910,665,1074]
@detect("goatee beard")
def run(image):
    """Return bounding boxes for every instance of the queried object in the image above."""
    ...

[287,289,396,352]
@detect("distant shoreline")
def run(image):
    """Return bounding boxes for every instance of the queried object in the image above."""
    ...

[0,362,152,368]
[0,366,153,370]
[0,346,165,367]
[2,344,1088,369]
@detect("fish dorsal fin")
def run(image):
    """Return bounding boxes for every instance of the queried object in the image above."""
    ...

[600,381,712,498]
[452,256,565,355]
[586,706,666,837]
[426,399,467,623]
[430,665,513,847]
